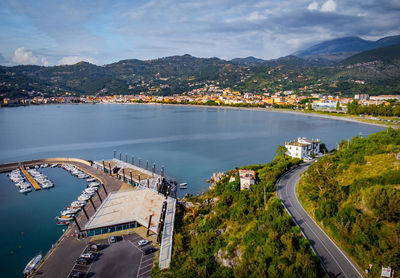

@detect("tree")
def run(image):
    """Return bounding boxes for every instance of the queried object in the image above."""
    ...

[307,102,313,110]
[336,100,341,111]
[276,145,288,158]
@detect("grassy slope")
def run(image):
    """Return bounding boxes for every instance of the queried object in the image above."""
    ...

[298,128,400,277]
[152,156,327,277]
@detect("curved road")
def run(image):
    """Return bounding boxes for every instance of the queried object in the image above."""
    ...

[276,163,365,278]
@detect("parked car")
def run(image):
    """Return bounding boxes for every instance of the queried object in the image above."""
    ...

[138,240,150,246]
[80,252,95,259]
[69,271,85,277]
[88,244,101,252]
[75,257,91,265]
[109,236,116,244]
[143,247,157,255]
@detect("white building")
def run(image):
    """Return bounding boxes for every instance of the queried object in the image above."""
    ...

[285,137,320,159]
[238,170,256,190]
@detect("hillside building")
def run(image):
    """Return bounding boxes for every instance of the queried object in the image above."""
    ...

[238,169,256,190]
[285,137,320,159]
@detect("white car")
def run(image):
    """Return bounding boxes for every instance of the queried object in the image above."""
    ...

[138,240,150,246]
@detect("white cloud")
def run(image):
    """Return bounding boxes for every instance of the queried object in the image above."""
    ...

[58,56,97,65]
[307,1,319,11]
[247,11,268,22]
[321,0,337,12]
[12,47,49,66]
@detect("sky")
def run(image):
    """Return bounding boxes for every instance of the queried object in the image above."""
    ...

[0,0,399,66]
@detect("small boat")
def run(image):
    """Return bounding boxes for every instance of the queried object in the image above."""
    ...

[78,194,90,201]
[84,188,96,194]
[78,173,89,179]
[23,253,42,276]
[61,206,80,215]
[88,182,100,187]
[70,201,86,208]
[56,221,70,226]
[180,183,188,189]
[19,186,32,193]
[56,215,73,221]
[86,178,96,182]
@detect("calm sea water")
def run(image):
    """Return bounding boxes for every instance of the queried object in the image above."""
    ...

[0,104,384,277]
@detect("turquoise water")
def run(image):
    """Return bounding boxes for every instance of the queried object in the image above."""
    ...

[0,104,384,276]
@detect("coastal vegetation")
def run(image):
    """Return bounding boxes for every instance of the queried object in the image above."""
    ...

[153,149,326,277]
[347,100,400,117]
[298,128,400,277]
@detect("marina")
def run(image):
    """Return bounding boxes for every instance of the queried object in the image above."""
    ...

[0,155,177,277]
[20,167,41,190]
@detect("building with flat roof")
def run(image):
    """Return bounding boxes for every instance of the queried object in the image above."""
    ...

[85,188,168,236]
[285,137,320,159]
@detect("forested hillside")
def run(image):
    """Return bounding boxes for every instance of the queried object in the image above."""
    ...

[298,128,400,277]
[1,47,400,99]
[152,150,326,277]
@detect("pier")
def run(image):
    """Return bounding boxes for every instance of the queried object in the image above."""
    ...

[0,155,178,277]
[20,166,41,190]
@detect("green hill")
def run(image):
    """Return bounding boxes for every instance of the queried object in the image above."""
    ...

[341,43,400,65]
[298,128,400,277]
[1,52,400,99]
[153,151,326,277]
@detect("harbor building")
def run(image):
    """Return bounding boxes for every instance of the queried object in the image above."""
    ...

[92,157,177,269]
[84,188,168,236]
[285,137,320,159]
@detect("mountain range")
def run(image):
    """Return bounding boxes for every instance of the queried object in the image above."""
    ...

[1,35,399,98]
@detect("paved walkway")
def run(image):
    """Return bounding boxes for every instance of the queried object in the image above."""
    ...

[158,197,176,270]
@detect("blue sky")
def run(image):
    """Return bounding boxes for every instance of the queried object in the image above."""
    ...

[0,0,399,66]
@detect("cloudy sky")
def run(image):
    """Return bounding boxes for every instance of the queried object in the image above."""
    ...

[0,0,399,66]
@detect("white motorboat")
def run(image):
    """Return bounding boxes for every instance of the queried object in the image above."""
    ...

[23,253,42,276]
[84,188,96,194]
[88,182,100,187]
[62,207,80,215]
[41,181,54,189]
[86,178,96,182]
[19,185,32,193]
[83,190,95,197]
[78,173,89,179]
[180,183,188,189]
[56,215,73,221]
[78,194,90,201]
[71,201,86,207]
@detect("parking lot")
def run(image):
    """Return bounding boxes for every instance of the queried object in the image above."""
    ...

[67,233,156,278]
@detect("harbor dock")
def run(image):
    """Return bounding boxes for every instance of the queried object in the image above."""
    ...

[20,166,41,190]
[0,156,177,278]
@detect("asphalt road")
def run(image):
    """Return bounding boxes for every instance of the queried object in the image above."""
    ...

[276,163,365,278]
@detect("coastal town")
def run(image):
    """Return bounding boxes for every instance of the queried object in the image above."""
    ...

[2,89,400,113]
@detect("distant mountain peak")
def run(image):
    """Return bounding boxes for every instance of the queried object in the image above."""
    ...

[294,34,400,63]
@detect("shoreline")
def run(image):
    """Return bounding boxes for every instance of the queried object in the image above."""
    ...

[121,102,391,129]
